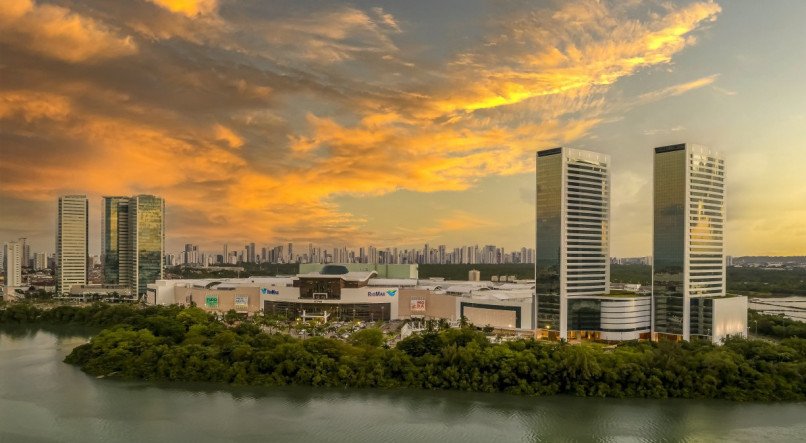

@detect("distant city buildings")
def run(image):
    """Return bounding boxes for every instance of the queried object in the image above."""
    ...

[33,252,47,271]
[166,241,537,267]
[56,195,88,295]
[4,241,22,287]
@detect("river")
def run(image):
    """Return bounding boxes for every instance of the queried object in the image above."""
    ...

[1,328,805,442]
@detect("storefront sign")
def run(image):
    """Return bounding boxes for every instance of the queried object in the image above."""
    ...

[205,295,218,308]
[234,296,248,309]
[410,299,426,312]
[368,289,397,297]
[260,288,279,295]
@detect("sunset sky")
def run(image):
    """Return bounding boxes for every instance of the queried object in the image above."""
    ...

[1,0,805,257]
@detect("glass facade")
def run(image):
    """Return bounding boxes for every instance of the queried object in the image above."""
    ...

[689,297,714,340]
[131,195,164,297]
[536,150,562,330]
[102,197,128,285]
[653,146,686,336]
[653,144,726,340]
[567,299,601,331]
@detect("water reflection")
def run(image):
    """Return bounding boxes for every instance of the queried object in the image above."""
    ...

[1,328,804,443]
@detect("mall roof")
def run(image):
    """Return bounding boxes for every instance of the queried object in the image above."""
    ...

[296,271,378,282]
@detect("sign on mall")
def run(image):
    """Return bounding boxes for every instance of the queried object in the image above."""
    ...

[205,295,218,308]
[410,299,426,312]
[234,296,248,309]
[368,289,397,297]
[260,288,279,295]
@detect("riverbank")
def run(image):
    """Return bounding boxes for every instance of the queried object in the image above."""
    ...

[4,329,805,442]
[2,303,804,402]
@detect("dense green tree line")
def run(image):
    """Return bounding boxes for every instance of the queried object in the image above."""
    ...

[749,311,806,339]
[31,306,802,401]
[0,302,199,329]
[4,303,804,401]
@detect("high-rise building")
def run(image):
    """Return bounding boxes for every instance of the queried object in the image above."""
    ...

[102,197,130,285]
[4,241,22,287]
[102,195,164,298]
[246,242,256,263]
[18,237,30,268]
[652,144,744,342]
[535,148,611,340]
[33,252,46,271]
[129,195,165,298]
[56,195,88,294]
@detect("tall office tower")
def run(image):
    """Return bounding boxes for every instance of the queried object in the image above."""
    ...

[535,148,611,340]
[223,244,228,263]
[56,195,88,295]
[4,241,22,287]
[18,237,29,268]
[129,195,165,297]
[246,243,256,263]
[102,197,130,284]
[652,144,744,342]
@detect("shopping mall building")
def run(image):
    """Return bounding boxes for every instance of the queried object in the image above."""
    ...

[149,264,535,331]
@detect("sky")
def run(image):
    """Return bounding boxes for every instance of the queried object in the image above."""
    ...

[1,0,805,257]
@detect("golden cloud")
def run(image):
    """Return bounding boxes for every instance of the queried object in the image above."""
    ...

[148,0,218,17]
[0,1,729,249]
[0,0,136,63]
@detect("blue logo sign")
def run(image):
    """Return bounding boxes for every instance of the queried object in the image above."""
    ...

[261,288,279,295]
[368,289,397,297]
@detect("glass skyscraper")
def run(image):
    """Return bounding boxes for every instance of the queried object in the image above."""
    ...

[652,144,726,341]
[101,195,164,299]
[56,195,88,294]
[536,148,611,340]
[101,197,129,285]
[130,195,165,298]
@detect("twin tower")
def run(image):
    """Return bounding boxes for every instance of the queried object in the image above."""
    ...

[535,144,747,343]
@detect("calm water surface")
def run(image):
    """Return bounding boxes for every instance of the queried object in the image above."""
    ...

[1,328,805,442]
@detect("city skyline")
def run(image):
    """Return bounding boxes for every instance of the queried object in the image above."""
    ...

[2,0,805,257]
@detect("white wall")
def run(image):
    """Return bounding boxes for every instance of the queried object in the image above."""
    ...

[712,296,748,343]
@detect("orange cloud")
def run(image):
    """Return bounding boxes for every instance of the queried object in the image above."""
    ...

[0,0,136,63]
[0,0,729,250]
[148,0,218,17]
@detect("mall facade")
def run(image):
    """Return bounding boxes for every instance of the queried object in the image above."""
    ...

[150,264,535,331]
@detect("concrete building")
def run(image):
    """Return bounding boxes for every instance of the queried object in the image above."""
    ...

[33,252,46,271]
[150,265,536,331]
[56,195,88,295]
[4,241,22,287]
[19,237,29,268]
[652,143,746,342]
[468,269,481,282]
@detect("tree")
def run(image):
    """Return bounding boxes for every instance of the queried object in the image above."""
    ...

[349,328,384,347]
